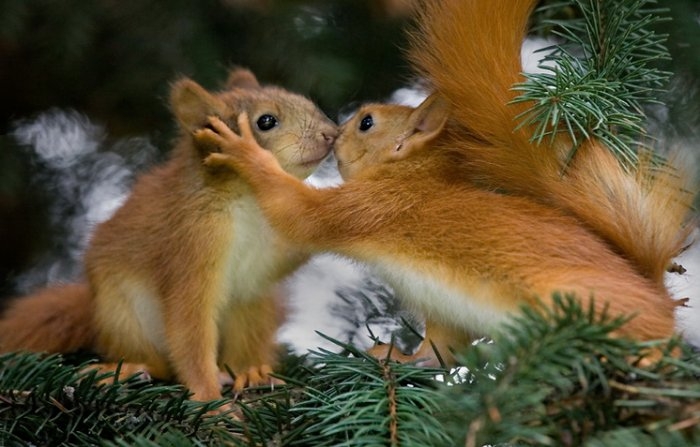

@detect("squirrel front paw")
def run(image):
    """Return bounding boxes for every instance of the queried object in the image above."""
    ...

[194,114,259,154]
[195,114,276,175]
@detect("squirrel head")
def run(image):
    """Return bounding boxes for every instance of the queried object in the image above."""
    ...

[170,68,337,179]
[334,93,450,180]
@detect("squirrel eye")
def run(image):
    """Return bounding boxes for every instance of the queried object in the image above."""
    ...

[256,114,278,131]
[359,115,373,132]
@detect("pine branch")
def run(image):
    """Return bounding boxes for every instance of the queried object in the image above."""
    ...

[1,300,698,446]
[513,0,672,166]
[439,295,700,446]
[0,352,241,445]
[283,333,452,446]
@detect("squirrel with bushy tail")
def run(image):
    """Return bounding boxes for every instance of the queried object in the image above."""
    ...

[195,0,696,365]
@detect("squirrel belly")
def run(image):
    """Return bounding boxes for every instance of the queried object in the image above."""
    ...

[223,195,308,301]
[370,262,511,338]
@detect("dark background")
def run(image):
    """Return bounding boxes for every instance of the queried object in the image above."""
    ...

[1,0,699,299]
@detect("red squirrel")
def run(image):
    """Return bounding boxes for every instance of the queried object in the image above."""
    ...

[0,68,337,403]
[193,0,695,365]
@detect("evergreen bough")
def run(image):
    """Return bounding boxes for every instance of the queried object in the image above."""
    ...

[284,334,450,446]
[513,0,672,166]
[438,296,700,446]
[1,298,698,445]
[0,353,240,445]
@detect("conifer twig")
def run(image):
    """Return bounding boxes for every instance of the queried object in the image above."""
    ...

[513,0,671,166]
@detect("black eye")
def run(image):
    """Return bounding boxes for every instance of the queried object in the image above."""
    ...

[359,114,373,132]
[256,114,278,131]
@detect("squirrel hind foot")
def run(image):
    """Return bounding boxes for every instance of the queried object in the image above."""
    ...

[81,361,155,384]
[228,364,283,392]
[367,342,442,368]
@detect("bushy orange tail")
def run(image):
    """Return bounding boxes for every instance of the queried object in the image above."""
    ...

[410,0,696,285]
[410,0,534,142]
[0,283,95,353]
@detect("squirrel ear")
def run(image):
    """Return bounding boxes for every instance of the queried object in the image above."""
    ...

[413,93,450,136]
[225,68,261,90]
[170,78,227,131]
[391,93,450,160]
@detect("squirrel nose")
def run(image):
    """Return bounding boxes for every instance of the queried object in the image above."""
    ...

[322,131,337,146]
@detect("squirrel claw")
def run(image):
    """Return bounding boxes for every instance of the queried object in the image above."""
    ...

[230,365,284,392]
[193,127,221,147]
[195,113,264,162]
[206,401,243,420]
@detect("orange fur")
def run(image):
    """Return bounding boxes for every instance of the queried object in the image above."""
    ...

[195,93,680,367]
[410,0,696,285]
[0,283,94,353]
[0,68,336,403]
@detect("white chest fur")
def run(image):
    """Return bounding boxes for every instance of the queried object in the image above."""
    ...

[371,261,510,336]
[223,196,294,302]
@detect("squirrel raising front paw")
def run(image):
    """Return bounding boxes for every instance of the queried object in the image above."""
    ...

[0,68,337,404]
[193,0,695,367]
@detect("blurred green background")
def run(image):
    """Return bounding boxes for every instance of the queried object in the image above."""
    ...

[0,0,698,297]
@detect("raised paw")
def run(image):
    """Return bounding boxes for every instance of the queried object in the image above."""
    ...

[195,113,276,176]
[194,114,260,154]
[194,116,238,148]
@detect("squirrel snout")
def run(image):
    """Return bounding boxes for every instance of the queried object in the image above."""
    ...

[322,130,338,147]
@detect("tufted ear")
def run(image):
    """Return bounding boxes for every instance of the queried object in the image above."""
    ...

[225,67,261,90]
[389,93,450,160]
[170,78,227,132]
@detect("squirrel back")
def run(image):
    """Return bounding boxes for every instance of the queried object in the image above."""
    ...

[409,0,696,285]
